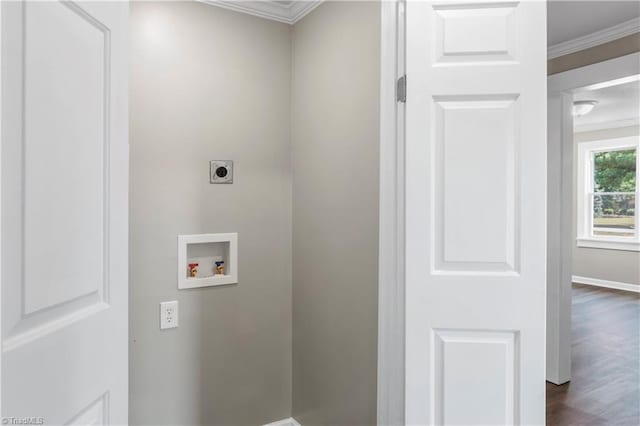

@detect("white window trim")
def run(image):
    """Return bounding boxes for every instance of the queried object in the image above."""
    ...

[576,136,640,251]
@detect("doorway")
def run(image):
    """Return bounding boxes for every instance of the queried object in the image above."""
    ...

[546,53,640,425]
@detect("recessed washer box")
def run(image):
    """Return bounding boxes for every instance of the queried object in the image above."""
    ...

[178,233,238,289]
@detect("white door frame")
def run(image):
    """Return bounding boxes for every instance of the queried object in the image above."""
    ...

[0,2,3,416]
[377,0,405,424]
[546,51,640,385]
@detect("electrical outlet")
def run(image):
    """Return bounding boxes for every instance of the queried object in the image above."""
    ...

[160,301,179,330]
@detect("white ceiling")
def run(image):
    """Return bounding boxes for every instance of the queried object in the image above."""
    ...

[548,1,640,46]
[574,79,640,131]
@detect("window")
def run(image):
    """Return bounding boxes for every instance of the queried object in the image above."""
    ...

[577,137,639,251]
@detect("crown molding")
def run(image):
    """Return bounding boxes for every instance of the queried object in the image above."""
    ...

[288,1,323,23]
[197,1,323,25]
[574,117,640,133]
[548,17,640,59]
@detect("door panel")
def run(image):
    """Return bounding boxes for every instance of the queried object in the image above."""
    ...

[2,1,128,423]
[405,1,546,424]
[433,329,518,425]
[434,95,519,272]
[23,0,107,314]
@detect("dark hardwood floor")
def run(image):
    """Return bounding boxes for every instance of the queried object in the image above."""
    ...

[547,284,640,426]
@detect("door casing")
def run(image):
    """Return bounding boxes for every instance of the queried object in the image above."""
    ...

[546,51,640,385]
[377,0,405,424]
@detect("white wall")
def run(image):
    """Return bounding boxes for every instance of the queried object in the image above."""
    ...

[130,2,292,424]
[573,125,640,286]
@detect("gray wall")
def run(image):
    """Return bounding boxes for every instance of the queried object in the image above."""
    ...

[548,32,640,75]
[573,126,640,285]
[129,2,292,425]
[291,2,380,425]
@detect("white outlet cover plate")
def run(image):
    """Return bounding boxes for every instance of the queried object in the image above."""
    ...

[160,300,179,330]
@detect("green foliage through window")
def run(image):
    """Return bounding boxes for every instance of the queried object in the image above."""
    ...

[591,148,637,236]
[593,149,636,192]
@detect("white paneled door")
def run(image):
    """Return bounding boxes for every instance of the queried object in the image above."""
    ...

[1,1,128,424]
[405,1,546,425]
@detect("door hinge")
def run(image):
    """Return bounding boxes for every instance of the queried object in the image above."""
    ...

[397,75,407,103]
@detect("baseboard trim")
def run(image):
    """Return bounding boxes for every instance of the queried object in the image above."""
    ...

[573,275,640,293]
[263,418,301,426]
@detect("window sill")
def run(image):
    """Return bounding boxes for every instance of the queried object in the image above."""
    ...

[577,237,640,252]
